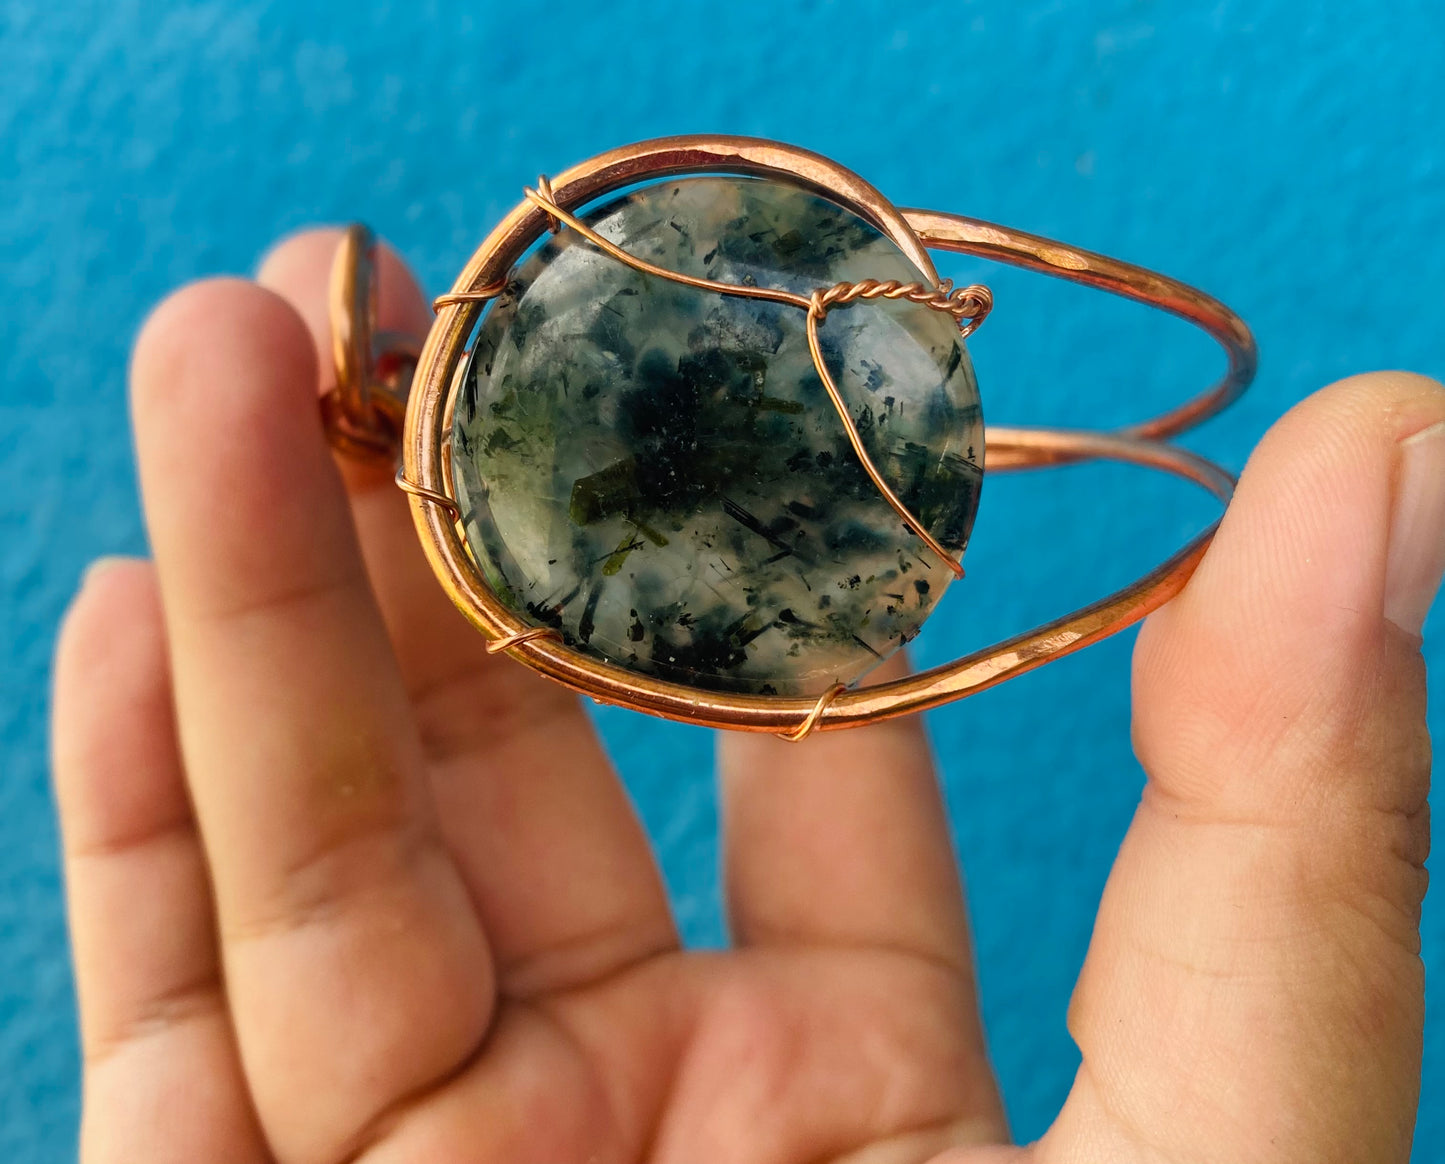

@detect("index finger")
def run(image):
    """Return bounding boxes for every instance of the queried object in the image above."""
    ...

[131,278,492,1164]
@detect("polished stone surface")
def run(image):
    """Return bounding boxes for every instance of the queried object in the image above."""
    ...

[453,175,983,695]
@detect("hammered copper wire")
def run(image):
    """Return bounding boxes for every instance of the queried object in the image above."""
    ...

[382,134,1253,737]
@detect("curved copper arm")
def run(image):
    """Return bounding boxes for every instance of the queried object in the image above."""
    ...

[905,208,1257,461]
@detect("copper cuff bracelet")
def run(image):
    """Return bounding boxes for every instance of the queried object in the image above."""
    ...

[322,135,1254,740]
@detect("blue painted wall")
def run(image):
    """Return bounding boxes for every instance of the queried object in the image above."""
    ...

[3,1,1442,1158]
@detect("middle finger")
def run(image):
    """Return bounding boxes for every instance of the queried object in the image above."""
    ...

[257,230,678,998]
[718,657,1006,1135]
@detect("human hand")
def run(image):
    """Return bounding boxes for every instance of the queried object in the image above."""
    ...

[52,231,1439,1163]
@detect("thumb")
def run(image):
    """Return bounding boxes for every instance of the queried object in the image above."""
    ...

[1045,372,1443,1164]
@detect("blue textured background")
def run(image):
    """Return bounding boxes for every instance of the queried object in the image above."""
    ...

[3,1,1442,1158]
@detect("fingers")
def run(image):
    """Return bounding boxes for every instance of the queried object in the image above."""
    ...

[52,560,268,1164]
[1046,373,1443,1164]
[131,279,491,1164]
[256,229,676,997]
[718,655,1006,1139]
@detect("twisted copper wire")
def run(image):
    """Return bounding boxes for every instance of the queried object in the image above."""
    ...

[812,278,993,337]
[521,182,985,579]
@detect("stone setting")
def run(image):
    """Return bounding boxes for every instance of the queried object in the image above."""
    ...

[452,175,983,696]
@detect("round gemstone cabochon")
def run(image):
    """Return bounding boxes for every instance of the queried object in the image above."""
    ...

[452,175,983,696]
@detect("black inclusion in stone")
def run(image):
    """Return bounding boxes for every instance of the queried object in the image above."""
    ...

[618,345,786,517]
[569,458,642,526]
[651,607,772,678]
[588,291,639,366]
[577,585,603,645]
[619,348,706,512]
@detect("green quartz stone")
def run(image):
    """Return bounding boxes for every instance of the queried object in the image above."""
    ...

[453,175,983,696]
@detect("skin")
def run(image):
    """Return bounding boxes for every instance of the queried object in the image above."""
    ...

[51,229,1437,1164]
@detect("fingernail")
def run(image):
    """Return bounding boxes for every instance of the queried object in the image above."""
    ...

[82,555,142,588]
[1385,420,1445,634]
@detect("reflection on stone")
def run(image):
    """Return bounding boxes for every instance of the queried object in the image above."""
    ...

[453,175,984,695]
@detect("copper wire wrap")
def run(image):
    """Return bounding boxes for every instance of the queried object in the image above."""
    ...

[433,279,510,312]
[370,134,1256,737]
[534,174,563,233]
[390,459,567,659]
[778,683,848,743]
[486,626,563,655]
[520,183,982,578]
[393,466,461,519]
